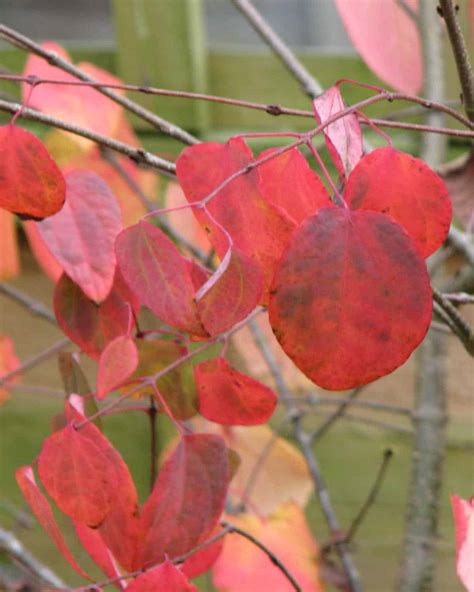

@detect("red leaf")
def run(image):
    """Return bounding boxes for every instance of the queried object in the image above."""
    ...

[65,399,141,571]
[96,335,138,399]
[258,147,332,224]
[176,138,295,300]
[269,207,432,390]
[451,494,474,592]
[38,424,118,526]
[0,125,65,218]
[16,466,90,580]
[138,433,229,567]
[23,42,124,143]
[313,86,363,178]
[196,248,263,336]
[37,170,122,302]
[195,358,277,426]
[23,220,63,281]
[344,147,452,258]
[334,0,422,94]
[181,527,224,578]
[115,220,206,336]
[126,560,197,592]
[54,269,139,359]
[74,523,124,588]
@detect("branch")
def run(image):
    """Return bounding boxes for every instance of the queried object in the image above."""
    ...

[0,23,199,145]
[432,287,474,355]
[438,0,474,122]
[312,387,364,443]
[230,0,322,99]
[0,526,66,589]
[247,319,363,592]
[0,98,176,175]
[0,282,57,325]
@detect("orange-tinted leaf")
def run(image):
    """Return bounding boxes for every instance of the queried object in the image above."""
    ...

[23,220,63,281]
[16,466,90,579]
[258,147,332,224]
[0,125,65,218]
[139,434,229,567]
[38,170,122,302]
[195,358,277,426]
[196,248,263,336]
[38,424,118,526]
[196,421,313,517]
[116,221,205,336]
[0,335,20,404]
[123,339,198,420]
[23,43,124,145]
[269,207,432,390]
[74,522,124,588]
[335,0,422,94]
[345,147,452,258]
[176,138,295,300]
[313,86,363,178]
[54,270,139,359]
[96,335,138,400]
[213,504,323,592]
[451,494,474,592]
[0,210,20,280]
[126,560,197,592]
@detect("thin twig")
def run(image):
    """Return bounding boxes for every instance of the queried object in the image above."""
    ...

[247,319,363,592]
[442,292,474,304]
[221,520,302,592]
[432,287,474,354]
[0,282,57,325]
[230,0,322,99]
[0,23,198,145]
[438,0,474,122]
[0,98,176,175]
[312,388,364,443]
[148,396,158,492]
[0,527,66,589]
[297,393,413,417]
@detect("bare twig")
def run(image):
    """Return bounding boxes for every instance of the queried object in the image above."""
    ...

[0,282,57,325]
[0,99,176,175]
[312,388,364,443]
[0,23,199,145]
[230,0,322,99]
[0,526,66,589]
[432,287,474,355]
[438,0,474,122]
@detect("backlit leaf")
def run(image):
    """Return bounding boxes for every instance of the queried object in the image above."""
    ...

[126,560,197,592]
[334,0,422,94]
[38,170,123,302]
[195,358,277,426]
[0,125,65,218]
[123,339,198,420]
[196,248,263,335]
[16,466,90,580]
[176,138,295,300]
[96,335,138,400]
[38,424,118,526]
[54,270,139,359]
[313,86,363,178]
[345,147,452,258]
[115,220,205,336]
[451,494,474,592]
[269,207,432,390]
[213,504,323,592]
[139,434,229,567]
[258,147,332,223]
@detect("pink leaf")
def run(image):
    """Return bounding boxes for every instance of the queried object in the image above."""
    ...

[195,358,277,425]
[38,170,122,302]
[126,560,197,592]
[313,86,363,178]
[451,495,474,592]
[334,0,422,94]
[96,335,138,400]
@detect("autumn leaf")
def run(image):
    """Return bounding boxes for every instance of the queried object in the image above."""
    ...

[0,335,20,404]
[96,335,138,400]
[0,210,20,280]
[0,125,66,219]
[126,560,197,592]
[269,207,432,390]
[451,494,474,592]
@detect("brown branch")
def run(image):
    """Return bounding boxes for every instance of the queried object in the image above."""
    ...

[230,0,322,98]
[432,287,474,355]
[438,0,474,122]
[0,98,176,175]
[0,23,198,145]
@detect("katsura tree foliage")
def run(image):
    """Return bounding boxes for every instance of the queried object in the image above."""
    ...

[0,1,473,591]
